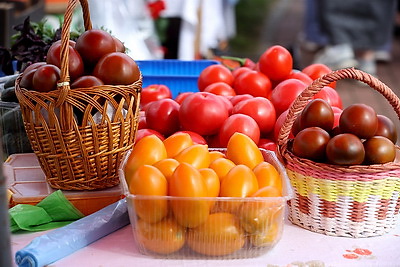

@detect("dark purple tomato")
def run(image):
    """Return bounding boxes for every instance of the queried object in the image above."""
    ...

[363,136,396,164]
[19,69,36,90]
[300,99,334,132]
[326,133,365,165]
[291,115,302,136]
[75,29,116,66]
[93,52,140,85]
[71,75,104,89]
[22,61,46,74]
[113,36,125,53]
[32,64,61,92]
[292,127,330,162]
[375,115,398,144]
[339,103,378,139]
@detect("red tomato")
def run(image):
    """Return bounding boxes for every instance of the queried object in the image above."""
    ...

[206,134,222,148]
[198,64,234,91]
[258,45,293,81]
[135,129,165,143]
[229,94,253,106]
[175,130,207,145]
[273,109,295,142]
[258,138,277,152]
[287,70,313,85]
[232,97,276,135]
[302,63,336,88]
[232,66,252,79]
[270,79,307,116]
[145,99,180,136]
[138,112,147,129]
[217,95,233,115]
[71,75,104,89]
[179,92,229,136]
[93,52,140,85]
[233,70,272,98]
[174,92,193,105]
[32,64,61,92]
[75,29,116,66]
[141,84,172,107]
[313,86,343,109]
[203,82,236,97]
[219,114,260,147]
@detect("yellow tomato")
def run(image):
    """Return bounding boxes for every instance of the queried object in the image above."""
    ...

[209,150,226,162]
[186,213,245,256]
[153,158,180,182]
[251,185,282,198]
[249,222,281,247]
[169,162,210,228]
[124,135,167,186]
[163,132,194,158]
[209,157,236,181]
[136,217,186,254]
[226,132,264,169]
[129,164,168,223]
[174,144,211,169]
[220,164,258,198]
[253,161,282,194]
[199,168,220,198]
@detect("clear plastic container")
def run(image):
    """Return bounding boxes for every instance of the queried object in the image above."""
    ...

[118,148,293,259]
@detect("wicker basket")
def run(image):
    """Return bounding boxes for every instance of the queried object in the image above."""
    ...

[14,0,141,191]
[277,68,400,238]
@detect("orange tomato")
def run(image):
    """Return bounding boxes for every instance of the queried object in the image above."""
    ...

[251,185,282,197]
[209,157,236,181]
[186,212,245,256]
[220,164,258,198]
[124,135,167,185]
[249,222,281,247]
[199,168,220,198]
[163,132,194,158]
[253,161,282,194]
[226,132,264,169]
[209,150,226,162]
[129,164,168,223]
[169,163,210,227]
[174,144,211,169]
[135,217,186,254]
[153,158,180,182]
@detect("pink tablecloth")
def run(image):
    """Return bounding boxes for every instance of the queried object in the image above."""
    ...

[11,218,400,267]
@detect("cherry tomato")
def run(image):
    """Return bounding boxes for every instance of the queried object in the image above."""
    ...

[363,136,396,164]
[233,70,272,98]
[179,92,229,136]
[135,217,185,254]
[232,97,276,135]
[258,45,293,81]
[226,132,264,169]
[46,40,84,81]
[75,29,116,66]
[93,52,140,85]
[141,84,172,108]
[313,86,343,109]
[270,79,307,116]
[203,82,236,96]
[219,114,261,147]
[300,99,334,132]
[71,75,104,89]
[129,164,168,223]
[163,132,194,158]
[32,64,61,92]
[145,98,180,136]
[292,127,331,162]
[326,133,365,165]
[302,63,336,88]
[339,103,378,139]
[186,213,245,256]
[375,115,398,144]
[198,64,234,91]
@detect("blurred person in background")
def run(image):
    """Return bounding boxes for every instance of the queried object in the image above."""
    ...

[300,0,397,76]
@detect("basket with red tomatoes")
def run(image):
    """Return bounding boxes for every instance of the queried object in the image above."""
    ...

[14,0,142,190]
[119,132,293,258]
[276,67,400,238]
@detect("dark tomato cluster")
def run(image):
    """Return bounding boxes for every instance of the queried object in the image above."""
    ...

[292,100,397,165]
[19,29,139,92]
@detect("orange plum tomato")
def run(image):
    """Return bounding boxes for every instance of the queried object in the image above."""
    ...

[179,92,229,136]
[199,168,220,198]
[186,213,245,256]
[197,64,234,91]
[135,217,186,255]
[124,134,167,185]
[302,63,336,88]
[226,132,264,169]
[32,64,61,92]
[153,158,179,182]
[209,157,236,181]
[208,150,226,162]
[174,130,207,145]
[232,97,276,135]
[140,84,172,108]
[258,45,293,82]
[128,165,168,223]
[219,114,260,148]
[145,98,180,136]
[253,161,282,193]
[174,144,211,169]
[169,163,210,228]
[220,164,259,198]
[233,70,272,98]
[270,78,307,116]
[203,81,236,97]
[163,132,194,158]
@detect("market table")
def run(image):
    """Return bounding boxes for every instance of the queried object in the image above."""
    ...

[11,216,400,267]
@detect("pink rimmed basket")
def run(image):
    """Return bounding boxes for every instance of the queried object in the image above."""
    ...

[277,68,400,238]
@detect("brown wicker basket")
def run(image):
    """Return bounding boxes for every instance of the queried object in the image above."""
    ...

[14,0,141,190]
[277,68,400,238]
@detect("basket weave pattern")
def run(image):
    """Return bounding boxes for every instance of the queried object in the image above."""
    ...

[277,68,400,237]
[14,0,141,190]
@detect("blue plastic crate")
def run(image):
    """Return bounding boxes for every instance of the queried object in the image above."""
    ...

[136,60,220,98]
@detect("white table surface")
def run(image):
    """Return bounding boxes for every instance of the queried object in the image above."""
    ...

[11,217,400,267]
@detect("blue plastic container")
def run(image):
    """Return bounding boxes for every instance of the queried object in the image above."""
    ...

[136,60,220,98]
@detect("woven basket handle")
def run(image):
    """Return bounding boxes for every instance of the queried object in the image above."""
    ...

[277,67,400,156]
[56,0,92,106]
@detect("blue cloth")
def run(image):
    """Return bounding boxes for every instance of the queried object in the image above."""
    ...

[15,199,129,267]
